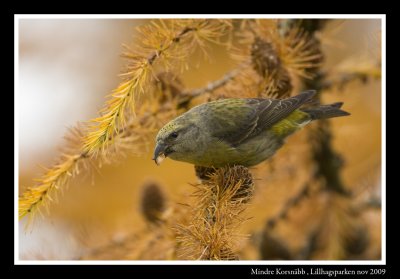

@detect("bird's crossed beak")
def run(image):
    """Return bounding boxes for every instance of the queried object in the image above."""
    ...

[153,142,167,166]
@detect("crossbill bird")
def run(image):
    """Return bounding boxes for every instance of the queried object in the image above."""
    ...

[153,90,350,167]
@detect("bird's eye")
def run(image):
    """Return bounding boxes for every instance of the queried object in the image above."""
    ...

[170,132,178,139]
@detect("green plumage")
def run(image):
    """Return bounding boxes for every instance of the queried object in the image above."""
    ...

[271,110,311,137]
[153,90,350,167]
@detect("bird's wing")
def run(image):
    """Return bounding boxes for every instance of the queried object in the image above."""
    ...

[210,90,316,146]
[202,98,260,146]
[250,90,316,134]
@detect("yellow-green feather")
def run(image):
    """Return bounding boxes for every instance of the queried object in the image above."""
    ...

[271,109,310,137]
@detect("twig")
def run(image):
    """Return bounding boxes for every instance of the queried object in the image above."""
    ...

[183,68,241,98]
[175,66,244,109]
[310,71,373,91]
[176,166,254,260]
[354,196,381,212]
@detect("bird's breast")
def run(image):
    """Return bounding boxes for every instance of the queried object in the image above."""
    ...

[174,131,282,167]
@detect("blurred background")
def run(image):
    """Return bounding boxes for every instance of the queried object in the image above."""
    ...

[18,18,382,260]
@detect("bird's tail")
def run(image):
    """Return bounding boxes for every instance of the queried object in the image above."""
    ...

[301,102,350,120]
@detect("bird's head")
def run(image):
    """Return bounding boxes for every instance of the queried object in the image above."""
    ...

[153,116,199,165]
